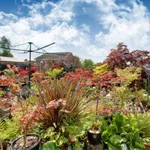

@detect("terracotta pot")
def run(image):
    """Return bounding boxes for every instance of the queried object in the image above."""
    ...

[144,143,150,150]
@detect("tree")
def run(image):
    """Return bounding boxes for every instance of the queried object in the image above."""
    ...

[0,36,13,57]
[105,43,130,70]
[105,43,150,70]
[72,56,82,68]
[82,59,95,69]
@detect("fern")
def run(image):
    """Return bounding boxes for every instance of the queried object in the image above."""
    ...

[0,118,20,141]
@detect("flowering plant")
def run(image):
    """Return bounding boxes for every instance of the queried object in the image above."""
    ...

[18,76,90,148]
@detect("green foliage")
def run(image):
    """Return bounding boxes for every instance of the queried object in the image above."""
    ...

[116,66,142,87]
[0,118,20,141]
[143,137,150,143]
[72,56,82,69]
[40,140,83,150]
[130,113,150,138]
[3,69,15,76]
[38,114,97,149]
[41,141,59,150]
[110,86,135,109]
[101,113,145,150]
[143,79,150,93]
[0,36,13,57]
[1,50,13,57]
[82,59,95,69]
[93,63,109,75]
[106,66,143,110]
[0,90,5,97]
[20,77,91,148]
[46,68,63,79]
[135,89,150,106]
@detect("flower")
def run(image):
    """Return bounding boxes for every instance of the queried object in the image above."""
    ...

[47,100,59,109]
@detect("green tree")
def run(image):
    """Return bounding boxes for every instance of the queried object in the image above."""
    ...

[0,36,13,57]
[73,56,82,68]
[82,59,95,69]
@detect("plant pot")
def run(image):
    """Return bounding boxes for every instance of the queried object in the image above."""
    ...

[103,115,113,121]
[10,134,41,150]
[144,143,150,150]
[87,130,101,146]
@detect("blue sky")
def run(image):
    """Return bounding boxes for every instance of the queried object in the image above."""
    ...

[0,0,150,62]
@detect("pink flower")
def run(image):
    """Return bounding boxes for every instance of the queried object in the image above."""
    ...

[47,100,59,109]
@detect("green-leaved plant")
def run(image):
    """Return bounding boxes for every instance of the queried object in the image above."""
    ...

[101,113,145,150]
[46,68,63,79]
[0,118,20,141]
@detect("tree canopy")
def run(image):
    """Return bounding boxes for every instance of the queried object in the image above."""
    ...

[82,59,95,69]
[105,43,150,70]
[0,36,13,57]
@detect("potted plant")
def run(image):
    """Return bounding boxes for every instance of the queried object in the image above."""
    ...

[143,137,150,150]
[87,123,101,146]
[85,87,103,148]
[9,107,41,150]
[10,134,41,150]
[11,75,90,149]
[9,91,41,150]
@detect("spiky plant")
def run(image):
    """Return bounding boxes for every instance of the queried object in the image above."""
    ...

[20,77,90,133]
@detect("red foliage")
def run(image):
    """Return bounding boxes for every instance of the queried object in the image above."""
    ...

[19,68,28,75]
[99,107,129,115]
[130,50,150,66]
[18,65,36,75]
[105,43,130,70]
[105,43,150,70]
[30,65,37,72]
[65,68,93,83]
[65,69,124,89]
[52,65,61,69]
[0,75,15,86]
[20,99,66,131]
[91,71,124,89]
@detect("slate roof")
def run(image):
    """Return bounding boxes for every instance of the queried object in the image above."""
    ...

[35,52,73,60]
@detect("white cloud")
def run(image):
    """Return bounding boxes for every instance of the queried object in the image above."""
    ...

[0,12,18,25]
[0,0,150,63]
[81,24,90,33]
[95,0,150,57]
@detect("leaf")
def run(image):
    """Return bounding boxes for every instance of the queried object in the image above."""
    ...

[107,142,121,150]
[134,141,145,149]
[109,135,122,145]
[41,141,59,150]
[67,145,72,150]
[58,136,68,146]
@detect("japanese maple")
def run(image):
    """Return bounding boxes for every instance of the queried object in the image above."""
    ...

[105,43,150,70]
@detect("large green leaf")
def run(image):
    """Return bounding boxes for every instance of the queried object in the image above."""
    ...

[107,142,121,150]
[41,141,59,150]
[109,135,122,145]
